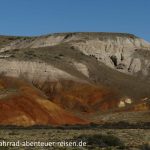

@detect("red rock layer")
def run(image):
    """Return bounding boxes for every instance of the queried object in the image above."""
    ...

[0,77,87,126]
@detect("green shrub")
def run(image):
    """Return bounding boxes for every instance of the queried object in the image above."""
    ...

[75,134,124,147]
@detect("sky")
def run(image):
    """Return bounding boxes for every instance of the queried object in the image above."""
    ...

[0,0,150,41]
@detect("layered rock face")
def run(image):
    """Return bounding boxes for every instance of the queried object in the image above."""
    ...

[1,32,150,77]
[73,35,150,76]
[0,32,150,126]
[0,60,77,81]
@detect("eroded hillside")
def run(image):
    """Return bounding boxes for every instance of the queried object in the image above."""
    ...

[0,32,150,126]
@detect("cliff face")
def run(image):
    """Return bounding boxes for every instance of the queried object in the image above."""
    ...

[1,32,150,77]
[73,36,150,76]
[0,32,150,126]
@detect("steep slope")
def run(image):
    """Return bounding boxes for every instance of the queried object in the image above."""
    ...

[1,32,150,78]
[0,32,150,126]
[0,76,87,126]
[0,43,150,100]
[72,33,150,78]
[44,80,120,113]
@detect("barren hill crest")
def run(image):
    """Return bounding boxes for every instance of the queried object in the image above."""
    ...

[0,32,150,126]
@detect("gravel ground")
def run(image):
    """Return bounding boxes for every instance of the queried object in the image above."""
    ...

[0,128,149,150]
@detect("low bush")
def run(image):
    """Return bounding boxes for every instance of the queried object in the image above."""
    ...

[75,134,124,147]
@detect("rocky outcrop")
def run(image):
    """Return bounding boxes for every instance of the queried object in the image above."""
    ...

[1,32,150,77]
[72,35,150,76]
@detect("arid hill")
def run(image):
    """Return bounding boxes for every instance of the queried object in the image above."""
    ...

[0,32,150,126]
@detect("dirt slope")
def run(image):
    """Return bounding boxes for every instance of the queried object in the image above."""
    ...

[0,77,87,126]
[0,32,150,126]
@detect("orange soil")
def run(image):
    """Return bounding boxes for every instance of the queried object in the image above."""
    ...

[0,77,148,126]
[0,77,88,126]
[38,80,120,113]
